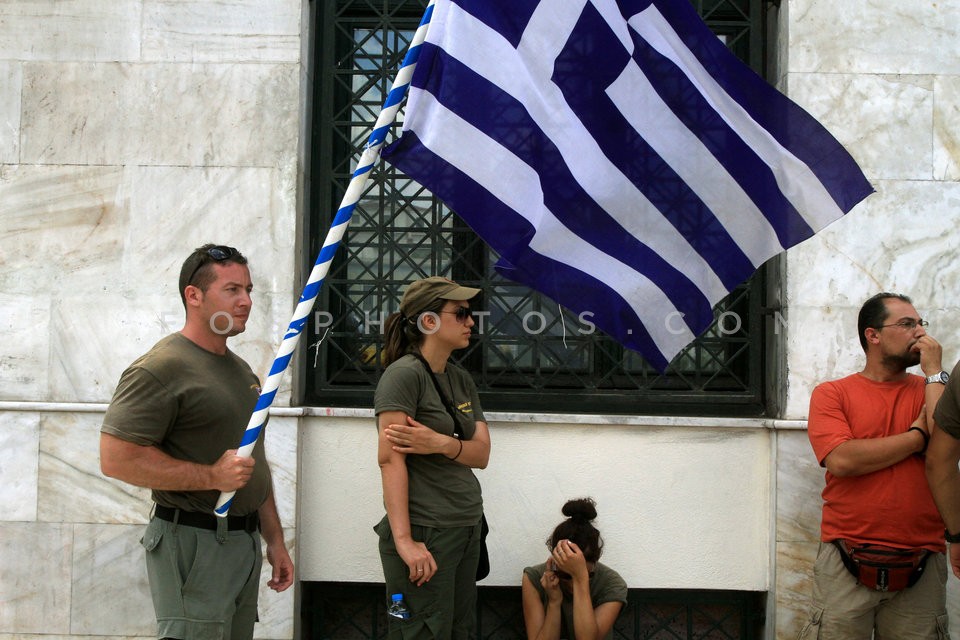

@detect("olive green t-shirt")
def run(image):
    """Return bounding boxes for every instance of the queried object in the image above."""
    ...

[934,360,960,439]
[374,354,485,527]
[101,332,269,516]
[523,562,628,639]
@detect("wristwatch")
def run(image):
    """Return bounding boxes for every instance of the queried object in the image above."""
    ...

[925,371,950,385]
[946,529,960,543]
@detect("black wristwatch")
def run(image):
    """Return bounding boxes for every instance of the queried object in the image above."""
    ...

[946,528,960,543]
[926,371,950,385]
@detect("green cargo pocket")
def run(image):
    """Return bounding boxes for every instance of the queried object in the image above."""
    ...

[374,515,391,540]
[140,518,163,552]
[936,613,950,640]
[796,607,822,640]
[391,606,445,639]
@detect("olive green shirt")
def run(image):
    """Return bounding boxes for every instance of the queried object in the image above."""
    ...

[101,332,270,516]
[934,360,960,439]
[375,354,485,527]
[523,562,628,640]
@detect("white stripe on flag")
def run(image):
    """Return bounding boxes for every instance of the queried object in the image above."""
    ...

[606,64,784,266]
[431,1,729,304]
[629,6,845,230]
[405,87,699,355]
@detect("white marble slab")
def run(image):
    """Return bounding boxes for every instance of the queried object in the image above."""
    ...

[0,163,296,402]
[0,411,39,521]
[0,293,52,402]
[934,75,960,181]
[0,62,20,163]
[0,635,142,640]
[0,164,128,296]
[0,1,140,62]
[68,523,294,638]
[0,522,72,634]
[783,305,861,419]
[775,541,818,640]
[263,416,298,528]
[70,523,154,636]
[787,180,960,308]
[20,62,299,167]
[39,412,151,524]
[787,73,933,181]
[143,0,301,63]
[776,431,823,544]
[255,527,297,640]
[788,0,960,75]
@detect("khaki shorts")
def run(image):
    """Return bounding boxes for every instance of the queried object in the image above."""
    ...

[796,542,951,640]
[141,516,262,640]
[375,516,483,640]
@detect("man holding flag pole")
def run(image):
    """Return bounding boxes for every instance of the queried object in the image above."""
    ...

[100,244,293,640]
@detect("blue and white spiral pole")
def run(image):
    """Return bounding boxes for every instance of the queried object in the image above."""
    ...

[215,0,436,516]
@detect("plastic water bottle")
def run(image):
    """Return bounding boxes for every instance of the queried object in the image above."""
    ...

[387,593,411,619]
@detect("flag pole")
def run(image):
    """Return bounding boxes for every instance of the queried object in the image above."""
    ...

[215,0,436,516]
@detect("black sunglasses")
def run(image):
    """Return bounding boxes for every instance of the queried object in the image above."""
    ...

[440,306,474,323]
[186,245,240,286]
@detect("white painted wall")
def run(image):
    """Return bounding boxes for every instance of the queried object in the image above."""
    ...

[298,414,772,590]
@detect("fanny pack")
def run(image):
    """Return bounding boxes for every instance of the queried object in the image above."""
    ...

[832,540,930,592]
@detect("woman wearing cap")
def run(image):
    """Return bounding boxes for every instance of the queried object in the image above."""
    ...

[374,276,490,639]
[522,498,627,640]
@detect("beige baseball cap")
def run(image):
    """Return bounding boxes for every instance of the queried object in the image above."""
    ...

[399,276,479,318]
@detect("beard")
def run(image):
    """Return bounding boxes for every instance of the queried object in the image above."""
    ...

[882,349,921,371]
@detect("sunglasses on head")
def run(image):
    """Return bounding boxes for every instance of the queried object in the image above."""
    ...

[186,245,240,286]
[440,306,474,323]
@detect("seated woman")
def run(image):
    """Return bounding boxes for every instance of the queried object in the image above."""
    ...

[521,498,627,640]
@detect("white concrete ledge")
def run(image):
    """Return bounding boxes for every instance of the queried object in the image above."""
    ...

[0,401,808,430]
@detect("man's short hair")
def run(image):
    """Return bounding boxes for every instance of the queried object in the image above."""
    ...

[178,244,248,307]
[857,292,912,352]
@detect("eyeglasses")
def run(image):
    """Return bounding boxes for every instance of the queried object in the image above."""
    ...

[186,245,240,286]
[878,318,928,331]
[440,306,474,323]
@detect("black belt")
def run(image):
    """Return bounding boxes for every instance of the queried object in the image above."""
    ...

[154,504,259,533]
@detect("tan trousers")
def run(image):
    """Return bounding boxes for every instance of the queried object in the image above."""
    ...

[797,542,950,640]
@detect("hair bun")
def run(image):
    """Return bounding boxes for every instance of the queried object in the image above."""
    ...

[561,497,597,522]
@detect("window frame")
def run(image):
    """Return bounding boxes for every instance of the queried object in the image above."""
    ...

[302,0,779,417]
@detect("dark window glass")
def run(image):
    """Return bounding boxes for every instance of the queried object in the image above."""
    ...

[300,582,765,639]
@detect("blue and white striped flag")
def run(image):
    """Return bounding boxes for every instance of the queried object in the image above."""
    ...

[382,0,873,371]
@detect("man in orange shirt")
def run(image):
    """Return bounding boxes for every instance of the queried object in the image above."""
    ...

[799,292,949,638]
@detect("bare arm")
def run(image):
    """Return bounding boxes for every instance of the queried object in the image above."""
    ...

[552,541,620,640]
[384,416,491,469]
[917,335,946,428]
[568,574,600,640]
[823,421,927,477]
[258,479,294,592]
[522,571,562,640]
[926,424,960,578]
[99,432,253,492]
[378,410,437,586]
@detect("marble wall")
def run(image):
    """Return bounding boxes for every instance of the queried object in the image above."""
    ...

[4,0,960,639]
[0,0,303,638]
[776,0,960,636]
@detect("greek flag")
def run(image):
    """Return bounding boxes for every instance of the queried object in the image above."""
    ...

[382,0,873,371]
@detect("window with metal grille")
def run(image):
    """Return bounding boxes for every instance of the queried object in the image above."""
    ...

[300,582,765,639]
[305,0,777,416]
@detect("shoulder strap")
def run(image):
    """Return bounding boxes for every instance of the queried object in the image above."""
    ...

[410,351,464,439]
